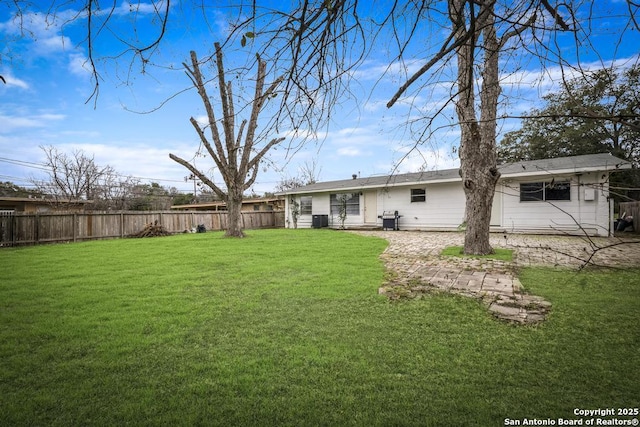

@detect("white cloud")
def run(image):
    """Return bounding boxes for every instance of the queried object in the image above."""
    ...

[328,126,388,148]
[0,116,41,131]
[0,72,30,89]
[193,115,209,127]
[37,35,72,53]
[337,147,362,156]
[113,1,171,15]
[385,146,460,174]
[0,112,65,133]
[61,130,101,138]
[353,58,427,83]
[38,113,66,121]
[0,9,77,41]
[68,53,92,77]
[499,55,640,115]
[53,141,198,186]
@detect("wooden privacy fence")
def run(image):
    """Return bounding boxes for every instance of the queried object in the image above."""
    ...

[0,210,285,246]
[619,201,640,232]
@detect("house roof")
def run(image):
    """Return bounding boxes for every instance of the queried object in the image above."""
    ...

[0,196,92,204]
[278,153,632,195]
[171,196,284,210]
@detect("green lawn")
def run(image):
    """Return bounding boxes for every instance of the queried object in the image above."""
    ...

[1,229,638,426]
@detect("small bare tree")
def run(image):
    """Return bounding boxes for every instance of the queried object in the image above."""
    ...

[337,193,349,229]
[169,43,284,237]
[289,196,300,229]
[31,145,114,206]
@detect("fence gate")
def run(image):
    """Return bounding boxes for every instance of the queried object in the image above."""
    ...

[0,210,15,246]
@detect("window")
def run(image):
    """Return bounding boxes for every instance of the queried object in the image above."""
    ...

[520,181,570,202]
[520,182,544,202]
[330,193,360,215]
[299,196,312,215]
[253,205,261,211]
[545,181,571,201]
[411,188,426,202]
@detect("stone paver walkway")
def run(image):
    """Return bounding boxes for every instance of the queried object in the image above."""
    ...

[350,231,640,324]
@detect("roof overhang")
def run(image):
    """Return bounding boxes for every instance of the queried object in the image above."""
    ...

[275,177,462,196]
[0,197,93,204]
[499,165,632,180]
[278,154,633,196]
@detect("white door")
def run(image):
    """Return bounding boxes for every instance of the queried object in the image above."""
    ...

[364,191,377,224]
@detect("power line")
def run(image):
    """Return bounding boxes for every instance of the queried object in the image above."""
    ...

[0,174,36,184]
[0,156,187,184]
[0,155,284,196]
[0,156,50,171]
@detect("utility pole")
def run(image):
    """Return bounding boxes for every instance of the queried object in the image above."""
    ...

[185,174,199,203]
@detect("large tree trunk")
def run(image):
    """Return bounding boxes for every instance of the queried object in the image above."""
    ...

[225,186,245,238]
[452,0,501,255]
[460,145,499,255]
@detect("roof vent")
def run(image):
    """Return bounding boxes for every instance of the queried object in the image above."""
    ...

[352,174,357,180]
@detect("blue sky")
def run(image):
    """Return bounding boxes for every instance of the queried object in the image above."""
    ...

[1,1,638,195]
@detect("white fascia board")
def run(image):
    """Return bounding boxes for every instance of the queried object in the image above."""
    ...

[282,177,462,195]
[501,164,631,180]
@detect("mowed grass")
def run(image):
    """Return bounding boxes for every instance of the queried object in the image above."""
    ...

[1,229,639,426]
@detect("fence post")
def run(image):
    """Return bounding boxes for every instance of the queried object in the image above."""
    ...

[73,213,77,242]
[35,213,39,244]
[12,213,17,246]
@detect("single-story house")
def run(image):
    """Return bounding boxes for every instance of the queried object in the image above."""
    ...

[277,153,633,236]
[0,196,91,214]
[171,196,285,212]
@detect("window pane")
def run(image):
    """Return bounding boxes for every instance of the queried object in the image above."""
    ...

[545,181,571,201]
[330,193,360,215]
[520,182,543,202]
[300,196,312,215]
[329,194,339,214]
[411,188,426,202]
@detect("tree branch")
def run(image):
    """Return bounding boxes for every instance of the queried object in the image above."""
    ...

[540,0,571,31]
[387,23,469,109]
[168,153,227,199]
[184,51,229,168]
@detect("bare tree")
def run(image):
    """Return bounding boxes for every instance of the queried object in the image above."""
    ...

[6,1,639,250]
[30,145,141,210]
[276,157,322,192]
[31,145,114,206]
[379,1,573,254]
[92,174,141,211]
[299,158,322,186]
[169,43,284,237]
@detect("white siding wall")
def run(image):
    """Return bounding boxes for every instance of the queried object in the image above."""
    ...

[380,182,466,230]
[501,172,610,235]
[297,193,332,228]
[284,172,611,235]
[284,193,362,228]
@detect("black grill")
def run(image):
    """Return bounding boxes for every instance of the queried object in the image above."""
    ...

[379,210,401,231]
